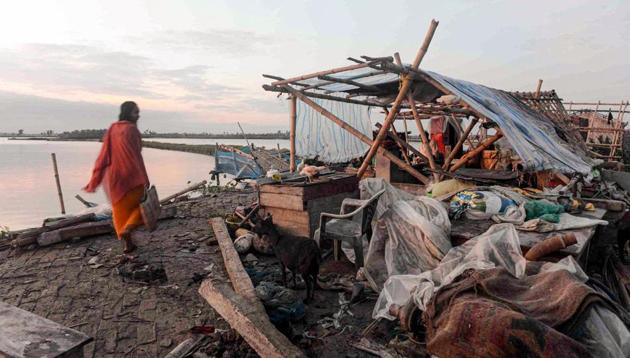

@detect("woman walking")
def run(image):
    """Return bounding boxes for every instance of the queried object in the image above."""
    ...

[84,101,149,253]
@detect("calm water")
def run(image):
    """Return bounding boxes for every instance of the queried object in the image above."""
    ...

[0,137,215,230]
[144,137,291,149]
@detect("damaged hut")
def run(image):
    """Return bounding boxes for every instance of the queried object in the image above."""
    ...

[252,19,630,357]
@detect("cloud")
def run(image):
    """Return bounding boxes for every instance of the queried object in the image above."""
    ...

[0,90,207,132]
[0,43,240,101]
[138,29,277,57]
[0,90,287,133]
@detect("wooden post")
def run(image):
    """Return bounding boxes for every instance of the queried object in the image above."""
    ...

[214,143,221,186]
[450,132,503,172]
[51,153,65,215]
[289,88,429,184]
[442,118,478,170]
[535,79,543,98]
[289,95,297,172]
[356,19,439,178]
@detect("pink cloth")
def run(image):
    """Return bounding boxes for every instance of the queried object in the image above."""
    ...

[84,121,149,204]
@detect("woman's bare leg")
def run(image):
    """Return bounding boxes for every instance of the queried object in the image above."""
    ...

[121,231,137,253]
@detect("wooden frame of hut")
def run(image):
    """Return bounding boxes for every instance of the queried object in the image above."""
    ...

[262,19,595,186]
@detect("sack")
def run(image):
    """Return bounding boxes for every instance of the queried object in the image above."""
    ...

[140,185,161,231]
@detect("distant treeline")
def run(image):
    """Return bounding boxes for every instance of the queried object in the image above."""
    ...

[51,129,290,140]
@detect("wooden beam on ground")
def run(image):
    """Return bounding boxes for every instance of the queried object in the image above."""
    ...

[356,19,439,178]
[199,279,305,358]
[37,221,113,247]
[209,217,261,305]
[202,217,306,358]
[287,87,430,184]
[290,96,297,172]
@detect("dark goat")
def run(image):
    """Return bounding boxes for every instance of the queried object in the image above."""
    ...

[253,214,320,303]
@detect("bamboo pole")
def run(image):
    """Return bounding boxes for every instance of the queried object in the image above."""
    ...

[289,96,297,172]
[287,86,430,184]
[442,118,478,170]
[319,74,382,93]
[408,96,439,181]
[159,180,208,204]
[356,19,439,179]
[51,153,66,215]
[608,101,628,160]
[534,79,543,98]
[262,84,384,107]
[270,62,372,86]
[449,132,503,172]
[389,118,411,165]
[563,101,629,106]
[393,52,410,159]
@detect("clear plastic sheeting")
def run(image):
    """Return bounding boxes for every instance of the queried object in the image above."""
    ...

[580,305,630,358]
[295,97,372,163]
[425,71,597,174]
[359,178,451,290]
[373,223,601,320]
[374,223,526,320]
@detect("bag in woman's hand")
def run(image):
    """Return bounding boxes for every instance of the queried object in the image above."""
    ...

[140,185,161,231]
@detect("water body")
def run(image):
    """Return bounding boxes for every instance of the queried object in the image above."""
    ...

[143,137,291,149]
[0,137,215,230]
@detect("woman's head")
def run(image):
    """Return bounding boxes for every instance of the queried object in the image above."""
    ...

[119,101,140,123]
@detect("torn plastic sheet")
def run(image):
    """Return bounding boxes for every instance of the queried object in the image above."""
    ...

[580,305,630,358]
[359,178,451,289]
[373,223,591,320]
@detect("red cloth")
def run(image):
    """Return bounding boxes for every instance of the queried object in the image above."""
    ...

[84,121,149,204]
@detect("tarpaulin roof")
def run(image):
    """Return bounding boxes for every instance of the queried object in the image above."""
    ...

[265,62,598,173]
[424,71,597,174]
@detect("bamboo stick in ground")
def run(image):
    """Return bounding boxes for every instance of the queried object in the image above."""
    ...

[289,95,297,172]
[356,19,439,179]
[51,153,66,214]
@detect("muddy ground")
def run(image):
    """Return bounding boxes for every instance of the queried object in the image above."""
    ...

[0,189,421,357]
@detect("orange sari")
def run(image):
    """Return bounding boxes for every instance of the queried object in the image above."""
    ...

[112,185,145,239]
[84,121,150,239]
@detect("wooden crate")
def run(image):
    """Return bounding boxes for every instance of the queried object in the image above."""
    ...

[259,174,359,238]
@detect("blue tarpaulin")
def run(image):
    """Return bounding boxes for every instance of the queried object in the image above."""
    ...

[424,71,596,174]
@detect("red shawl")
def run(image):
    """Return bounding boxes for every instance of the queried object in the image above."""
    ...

[84,121,149,204]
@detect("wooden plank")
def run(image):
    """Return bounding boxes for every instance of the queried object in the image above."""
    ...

[259,184,304,196]
[263,207,310,225]
[259,192,305,211]
[209,218,262,305]
[0,301,92,357]
[198,279,305,358]
[301,175,358,201]
[38,221,113,246]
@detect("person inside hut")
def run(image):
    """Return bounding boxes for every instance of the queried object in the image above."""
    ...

[83,101,150,254]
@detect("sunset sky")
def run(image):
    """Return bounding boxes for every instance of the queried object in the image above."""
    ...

[0,0,628,133]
